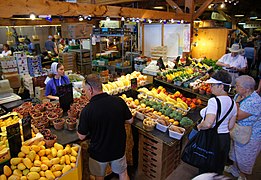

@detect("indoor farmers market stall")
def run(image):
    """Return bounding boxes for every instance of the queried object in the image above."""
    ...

[0,0,260,180]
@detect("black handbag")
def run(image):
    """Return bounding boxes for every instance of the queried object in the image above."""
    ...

[181,97,234,171]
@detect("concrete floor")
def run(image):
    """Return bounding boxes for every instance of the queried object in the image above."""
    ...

[106,152,261,180]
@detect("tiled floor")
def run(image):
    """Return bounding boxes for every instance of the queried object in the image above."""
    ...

[105,152,261,180]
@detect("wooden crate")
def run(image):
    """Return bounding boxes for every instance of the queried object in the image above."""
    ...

[77,64,92,75]
[138,133,181,180]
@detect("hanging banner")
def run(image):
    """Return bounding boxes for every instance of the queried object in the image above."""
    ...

[183,24,191,52]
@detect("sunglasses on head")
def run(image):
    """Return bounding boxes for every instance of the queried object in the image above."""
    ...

[85,79,93,94]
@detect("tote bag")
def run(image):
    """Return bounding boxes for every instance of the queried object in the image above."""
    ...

[181,98,234,171]
[230,123,252,145]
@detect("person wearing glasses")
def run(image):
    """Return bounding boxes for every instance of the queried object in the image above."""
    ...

[77,74,133,180]
[196,70,237,175]
[216,44,247,86]
[225,75,261,180]
[45,62,70,100]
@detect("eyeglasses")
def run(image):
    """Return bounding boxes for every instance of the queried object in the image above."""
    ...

[85,79,93,94]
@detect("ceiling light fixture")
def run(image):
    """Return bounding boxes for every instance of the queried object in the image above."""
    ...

[194,18,201,23]
[220,3,225,8]
[153,6,164,10]
[238,22,246,25]
[256,18,261,21]
[234,14,244,17]
[29,13,36,20]
[121,17,125,21]
[78,15,84,21]
[106,16,110,22]
[148,19,152,23]
[159,19,163,23]
[170,19,175,23]
[250,16,258,20]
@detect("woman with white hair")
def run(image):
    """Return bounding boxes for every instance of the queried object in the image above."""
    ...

[45,62,70,100]
[225,75,261,180]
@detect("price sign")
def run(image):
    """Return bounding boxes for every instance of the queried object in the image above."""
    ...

[22,116,32,141]
[131,78,137,90]
[7,123,22,158]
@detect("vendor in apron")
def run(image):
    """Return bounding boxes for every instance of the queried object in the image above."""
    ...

[216,44,247,86]
[45,62,70,100]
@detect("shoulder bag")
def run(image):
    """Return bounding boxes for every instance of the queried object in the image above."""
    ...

[230,123,252,145]
[181,97,234,171]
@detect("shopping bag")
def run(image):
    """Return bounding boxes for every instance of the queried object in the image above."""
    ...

[230,123,252,145]
[181,128,220,171]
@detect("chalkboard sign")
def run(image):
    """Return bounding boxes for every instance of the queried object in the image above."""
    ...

[22,116,32,141]
[7,123,22,158]
[131,78,137,90]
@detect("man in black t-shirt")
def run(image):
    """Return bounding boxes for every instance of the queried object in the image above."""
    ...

[77,74,133,180]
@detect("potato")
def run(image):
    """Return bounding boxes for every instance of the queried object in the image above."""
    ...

[38,150,45,157]
[33,160,41,167]
[51,148,57,158]
[44,170,55,180]
[17,163,26,171]
[23,158,33,169]
[70,156,76,163]
[6,175,20,180]
[30,145,40,153]
[13,169,22,177]
[10,158,23,166]
[50,158,60,165]
[0,174,7,180]
[54,143,63,151]
[62,165,71,174]
[40,164,48,171]
[29,167,41,173]
[53,171,62,178]
[21,146,30,155]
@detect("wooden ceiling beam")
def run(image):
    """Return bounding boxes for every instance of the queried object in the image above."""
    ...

[79,0,144,5]
[0,18,92,27]
[0,0,191,21]
[193,0,214,20]
[166,0,184,14]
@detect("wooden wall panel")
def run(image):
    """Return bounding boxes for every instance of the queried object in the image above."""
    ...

[191,28,228,60]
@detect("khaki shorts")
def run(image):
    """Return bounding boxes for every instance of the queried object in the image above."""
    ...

[89,155,127,176]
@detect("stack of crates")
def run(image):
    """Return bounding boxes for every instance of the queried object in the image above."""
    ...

[14,52,29,76]
[27,56,42,77]
[138,133,181,180]
[59,52,76,72]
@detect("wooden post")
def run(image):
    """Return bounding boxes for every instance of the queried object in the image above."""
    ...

[166,0,184,14]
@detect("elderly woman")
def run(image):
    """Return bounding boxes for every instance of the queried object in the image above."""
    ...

[196,70,237,174]
[225,75,261,180]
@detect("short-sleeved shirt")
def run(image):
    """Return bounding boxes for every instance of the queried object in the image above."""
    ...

[200,96,237,133]
[45,40,55,52]
[45,76,70,96]
[234,92,261,139]
[78,93,132,162]
[2,50,11,56]
[218,53,247,71]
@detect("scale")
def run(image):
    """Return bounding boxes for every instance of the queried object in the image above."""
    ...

[0,80,21,105]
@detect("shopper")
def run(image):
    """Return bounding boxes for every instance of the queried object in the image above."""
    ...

[1,44,12,56]
[45,62,70,100]
[243,41,255,74]
[216,44,247,86]
[77,74,133,180]
[196,70,237,174]
[225,75,261,180]
[44,35,58,55]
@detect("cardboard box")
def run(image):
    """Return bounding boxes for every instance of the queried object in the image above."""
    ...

[3,74,21,89]
[61,23,93,39]
[35,87,45,100]
[59,144,82,180]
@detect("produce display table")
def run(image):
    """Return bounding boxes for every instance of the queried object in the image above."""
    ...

[132,108,201,180]
[50,126,79,146]
[154,78,210,104]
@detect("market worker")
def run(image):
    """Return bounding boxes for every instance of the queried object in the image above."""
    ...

[216,44,247,86]
[1,44,12,56]
[77,74,133,180]
[45,62,70,100]
[44,35,58,55]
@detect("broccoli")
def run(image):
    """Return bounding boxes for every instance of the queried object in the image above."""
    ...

[180,117,193,127]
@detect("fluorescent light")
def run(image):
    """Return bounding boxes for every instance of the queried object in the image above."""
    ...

[238,22,246,25]
[220,3,225,8]
[250,16,258,20]
[153,6,164,10]
[235,14,244,17]
[256,18,261,21]
[30,13,36,20]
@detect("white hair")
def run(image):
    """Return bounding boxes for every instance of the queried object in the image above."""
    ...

[236,75,256,90]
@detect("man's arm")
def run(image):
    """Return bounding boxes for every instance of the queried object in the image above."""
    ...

[125,117,133,124]
[77,132,87,140]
